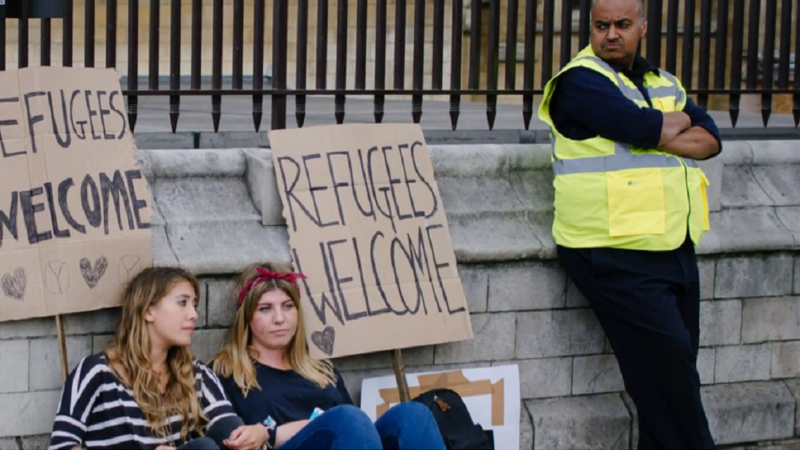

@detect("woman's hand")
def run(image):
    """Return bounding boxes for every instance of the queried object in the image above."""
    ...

[223,424,270,450]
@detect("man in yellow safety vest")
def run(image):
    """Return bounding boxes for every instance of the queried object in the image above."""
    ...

[538,0,720,448]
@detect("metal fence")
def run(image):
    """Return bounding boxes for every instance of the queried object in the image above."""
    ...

[1,0,797,132]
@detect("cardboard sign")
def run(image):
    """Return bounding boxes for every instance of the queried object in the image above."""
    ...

[0,67,153,322]
[268,124,473,359]
[360,365,521,450]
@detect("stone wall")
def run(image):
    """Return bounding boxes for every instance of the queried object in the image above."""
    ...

[1,141,799,449]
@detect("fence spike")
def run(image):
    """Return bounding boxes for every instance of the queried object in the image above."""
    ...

[761,94,772,127]
[374,95,385,124]
[212,95,222,133]
[296,96,307,128]
[169,96,180,134]
[792,94,800,127]
[335,95,346,124]
[729,94,740,128]
[486,95,497,131]
[128,107,138,134]
[523,95,533,131]
[412,95,423,124]
[252,96,263,132]
[449,95,461,131]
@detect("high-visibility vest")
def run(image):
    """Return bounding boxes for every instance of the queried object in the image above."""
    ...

[538,46,710,251]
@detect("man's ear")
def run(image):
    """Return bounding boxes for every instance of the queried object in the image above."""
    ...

[641,19,648,38]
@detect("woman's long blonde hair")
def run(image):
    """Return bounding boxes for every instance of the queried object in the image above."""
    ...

[210,262,336,396]
[107,267,205,442]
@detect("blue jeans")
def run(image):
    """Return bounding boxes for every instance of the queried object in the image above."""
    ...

[374,402,446,450]
[279,403,445,450]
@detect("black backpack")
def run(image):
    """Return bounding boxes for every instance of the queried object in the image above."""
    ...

[412,388,495,450]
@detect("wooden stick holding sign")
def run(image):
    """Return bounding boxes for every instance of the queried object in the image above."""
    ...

[55,315,69,381]
[392,349,411,402]
[268,124,474,399]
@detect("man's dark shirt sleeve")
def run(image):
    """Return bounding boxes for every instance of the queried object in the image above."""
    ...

[682,96,723,157]
[549,67,664,149]
[550,67,722,155]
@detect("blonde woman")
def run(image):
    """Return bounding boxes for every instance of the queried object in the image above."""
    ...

[48,267,268,450]
[210,262,445,450]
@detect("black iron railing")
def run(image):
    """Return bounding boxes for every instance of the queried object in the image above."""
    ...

[0,0,797,132]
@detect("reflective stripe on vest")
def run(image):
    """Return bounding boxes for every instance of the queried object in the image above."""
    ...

[571,55,684,103]
[553,143,698,175]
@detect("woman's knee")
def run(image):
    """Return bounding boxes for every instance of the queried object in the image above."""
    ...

[375,402,446,450]
[285,405,382,449]
[381,401,434,425]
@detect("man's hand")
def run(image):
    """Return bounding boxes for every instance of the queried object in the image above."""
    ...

[657,126,720,160]
[223,424,270,450]
[658,111,692,147]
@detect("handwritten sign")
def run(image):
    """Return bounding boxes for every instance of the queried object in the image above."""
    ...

[0,67,153,322]
[268,124,473,359]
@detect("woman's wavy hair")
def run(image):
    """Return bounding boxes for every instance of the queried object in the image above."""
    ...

[108,266,205,441]
[210,261,336,397]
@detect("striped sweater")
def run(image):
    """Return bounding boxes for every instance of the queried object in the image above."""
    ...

[48,353,239,450]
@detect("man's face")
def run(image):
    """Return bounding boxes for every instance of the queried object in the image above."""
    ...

[590,0,646,68]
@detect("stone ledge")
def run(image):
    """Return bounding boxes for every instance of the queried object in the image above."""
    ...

[750,140,800,166]
[785,379,800,437]
[525,393,631,450]
[719,438,800,450]
[152,176,260,223]
[137,149,247,179]
[150,205,799,273]
[429,144,553,177]
[623,381,797,448]
[722,165,800,209]
[702,381,796,445]
[777,207,800,249]
[720,141,754,166]
[141,141,800,272]
[243,149,285,226]
[693,207,798,255]
[153,221,290,275]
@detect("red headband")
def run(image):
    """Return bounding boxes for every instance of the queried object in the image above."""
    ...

[237,268,307,307]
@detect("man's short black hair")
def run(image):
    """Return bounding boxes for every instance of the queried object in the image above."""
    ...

[592,0,646,18]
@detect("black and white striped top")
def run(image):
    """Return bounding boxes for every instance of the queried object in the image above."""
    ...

[48,353,239,450]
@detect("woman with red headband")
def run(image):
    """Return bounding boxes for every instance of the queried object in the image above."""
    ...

[209,262,445,450]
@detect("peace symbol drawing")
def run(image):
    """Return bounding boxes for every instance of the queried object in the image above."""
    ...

[44,261,70,295]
